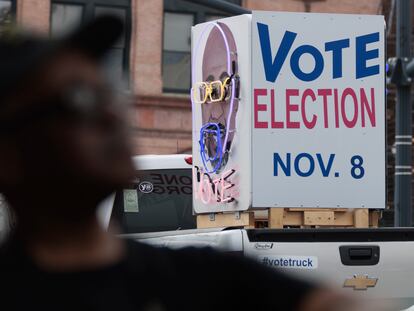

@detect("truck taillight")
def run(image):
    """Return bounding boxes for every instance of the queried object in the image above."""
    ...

[185,156,192,165]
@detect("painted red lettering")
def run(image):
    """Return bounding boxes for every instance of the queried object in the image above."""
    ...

[286,89,300,128]
[317,89,332,128]
[271,89,284,128]
[254,89,268,128]
[301,89,317,129]
[333,88,340,128]
[341,88,358,128]
[360,88,376,127]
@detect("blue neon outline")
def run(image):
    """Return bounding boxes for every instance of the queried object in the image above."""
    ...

[199,122,224,174]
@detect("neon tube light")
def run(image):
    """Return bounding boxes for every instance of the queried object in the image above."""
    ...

[191,21,237,174]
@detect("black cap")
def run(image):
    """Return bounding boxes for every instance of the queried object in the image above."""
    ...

[0,15,124,101]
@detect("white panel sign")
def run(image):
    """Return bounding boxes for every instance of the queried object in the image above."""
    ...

[192,12,385,213]
[251,12,385,208]
[191,15,252,213]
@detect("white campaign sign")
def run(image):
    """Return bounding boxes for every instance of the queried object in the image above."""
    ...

[251,12,385,208]
[191,12,385,213]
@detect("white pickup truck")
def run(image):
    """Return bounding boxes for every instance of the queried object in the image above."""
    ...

[100,155,414,310]
[121,227,414,310]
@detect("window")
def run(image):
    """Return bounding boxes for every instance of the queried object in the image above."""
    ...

[110,168,196,234]
[51,4,83,37]
[51,0,131,88]
[0,0,16,36]
[95,6,128,86]
[162,12,193,93]
[162,0,242,93]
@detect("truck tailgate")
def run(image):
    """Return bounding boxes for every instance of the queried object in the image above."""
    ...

[243,228,414,309]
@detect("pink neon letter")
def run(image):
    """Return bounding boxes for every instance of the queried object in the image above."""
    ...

[220,169,235,203]
[199,173,212,204]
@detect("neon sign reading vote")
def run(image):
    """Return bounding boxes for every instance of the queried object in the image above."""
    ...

[193,166,237,204]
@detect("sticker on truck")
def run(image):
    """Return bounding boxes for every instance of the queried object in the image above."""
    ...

[259,255,318,269]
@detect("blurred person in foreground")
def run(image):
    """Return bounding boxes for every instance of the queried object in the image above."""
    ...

[0,16,394,311]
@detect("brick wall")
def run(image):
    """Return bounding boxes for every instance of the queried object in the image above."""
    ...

[132,95,192,155]
[131,0,163,96]
[311,0,382,14]
[130,0,192,155]
[244,0,304,12]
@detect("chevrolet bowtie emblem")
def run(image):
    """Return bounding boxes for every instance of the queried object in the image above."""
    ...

[344,275,378,290]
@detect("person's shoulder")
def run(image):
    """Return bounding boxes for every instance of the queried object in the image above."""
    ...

[125,238,222,267]
[125,238,243,278]
[124,238,267,277]
[124,239,315,311]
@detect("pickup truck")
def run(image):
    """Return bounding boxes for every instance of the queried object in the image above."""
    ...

[121,227,414,310]
[100,154,414,310]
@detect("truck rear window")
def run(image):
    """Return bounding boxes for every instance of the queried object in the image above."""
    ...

[110,169,196,233]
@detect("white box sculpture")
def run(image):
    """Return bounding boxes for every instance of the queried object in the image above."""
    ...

[191,11,385,214]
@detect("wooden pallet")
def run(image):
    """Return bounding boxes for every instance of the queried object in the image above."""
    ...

[196,208,380,229]
[197,211,255,229]
[268,208,380,228]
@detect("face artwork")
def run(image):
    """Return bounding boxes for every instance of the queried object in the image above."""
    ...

[192,22,240,174]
